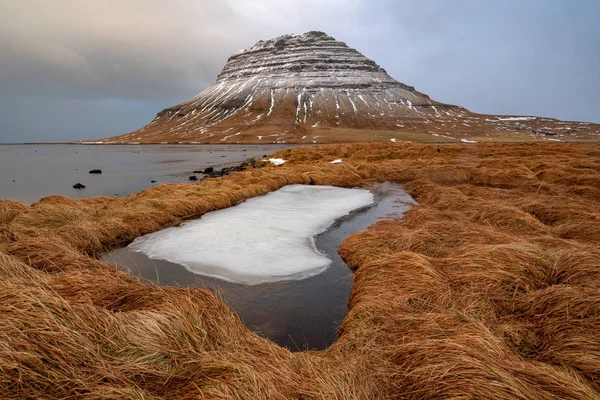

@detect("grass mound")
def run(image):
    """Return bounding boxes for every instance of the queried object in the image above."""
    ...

[1,142,599,398]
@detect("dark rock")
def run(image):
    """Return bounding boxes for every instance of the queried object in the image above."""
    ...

[150,180,157,183]
[209,167,231,178]
[73,183,86,189]
[189,175,198,181]
[532,129,557,136]
[192,170,202,174]
[203,167,214,174]
[205,158,266,179]
[89,169,102,174]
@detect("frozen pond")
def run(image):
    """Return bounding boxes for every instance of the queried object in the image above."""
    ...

[127,185,374,284]
[103,183,415,350]
[0,144,292,203]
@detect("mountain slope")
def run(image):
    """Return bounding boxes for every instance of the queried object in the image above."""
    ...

[98,31,600,144]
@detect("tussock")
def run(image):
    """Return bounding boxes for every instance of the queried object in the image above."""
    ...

[1,142,599,398]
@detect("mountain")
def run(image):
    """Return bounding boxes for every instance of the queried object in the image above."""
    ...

[98,31,599,144]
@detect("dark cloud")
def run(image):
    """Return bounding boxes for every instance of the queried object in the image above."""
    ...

[0,0,598,142]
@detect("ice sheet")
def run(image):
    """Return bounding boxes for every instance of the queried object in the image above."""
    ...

[128,185,374,284]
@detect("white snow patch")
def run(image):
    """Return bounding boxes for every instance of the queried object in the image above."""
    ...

[460,138,478,143]
[128,185,374,284]
[390,138,397,142]
[268,158,286,165]
[295,93,302,123]
[430,133,456,140]
[303,102,308,123]
[348,96,358,113]
[267,89,275,117]
[497,116,536,121]
[220,132,241,141]
[330,159,343,164]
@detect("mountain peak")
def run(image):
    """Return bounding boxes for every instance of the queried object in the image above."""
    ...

[234,31,334,56]
[217,30,415,92]
[100,32,599,144]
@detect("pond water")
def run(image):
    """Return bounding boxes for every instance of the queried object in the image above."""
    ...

[126,185,375,285]
[103,182,415,351]
[0,144,292,203]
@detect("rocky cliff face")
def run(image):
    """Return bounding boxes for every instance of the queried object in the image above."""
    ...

[215,31,416,93]
[100,31,600,144]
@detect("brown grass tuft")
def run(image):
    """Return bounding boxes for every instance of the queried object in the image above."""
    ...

[0,142,599,398]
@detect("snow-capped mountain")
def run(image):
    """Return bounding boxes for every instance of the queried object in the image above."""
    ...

[99,31,599,144]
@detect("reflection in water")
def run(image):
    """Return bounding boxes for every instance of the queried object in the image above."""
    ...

[102,182,415,351]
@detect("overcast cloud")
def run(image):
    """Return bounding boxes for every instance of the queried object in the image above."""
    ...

[0,0,598,142]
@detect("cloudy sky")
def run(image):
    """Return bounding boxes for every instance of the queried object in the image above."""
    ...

[0,0,598,143]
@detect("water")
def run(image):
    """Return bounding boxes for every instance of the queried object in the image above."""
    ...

[102,182,415,351]
[0,144,292,203]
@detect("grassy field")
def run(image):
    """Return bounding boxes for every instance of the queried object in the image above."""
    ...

[1,142,599,399]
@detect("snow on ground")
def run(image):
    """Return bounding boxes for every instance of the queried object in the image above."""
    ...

[330,159,343,163]
[128,185,374,284]
[268,158,286,165]
[460,138,478,143]
[496,116,536,121]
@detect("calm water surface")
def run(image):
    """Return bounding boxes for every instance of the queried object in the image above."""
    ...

[103,183,415,351]
[0,144,292,203]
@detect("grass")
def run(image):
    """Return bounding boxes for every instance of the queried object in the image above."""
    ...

[0,142,599,398]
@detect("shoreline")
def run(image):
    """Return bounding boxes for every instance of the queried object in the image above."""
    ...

[0,143,292,204]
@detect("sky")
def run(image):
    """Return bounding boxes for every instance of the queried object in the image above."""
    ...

[0,0,599,143]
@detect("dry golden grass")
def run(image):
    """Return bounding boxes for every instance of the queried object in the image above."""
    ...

[1,142,599,398]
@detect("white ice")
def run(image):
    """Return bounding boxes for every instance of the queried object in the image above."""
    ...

[128,185,374,285]
[330,159,343,163]
[268,158,286,165]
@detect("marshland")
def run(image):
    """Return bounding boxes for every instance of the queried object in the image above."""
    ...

[1,141,599,398]
[3,2,600,398]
